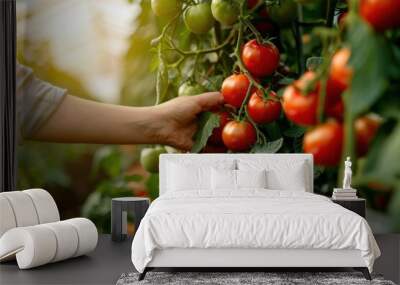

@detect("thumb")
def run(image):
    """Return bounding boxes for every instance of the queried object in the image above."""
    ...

[194,92,224,111]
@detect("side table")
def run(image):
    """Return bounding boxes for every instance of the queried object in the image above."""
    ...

[331,198,366,218]
[111,197,150,242]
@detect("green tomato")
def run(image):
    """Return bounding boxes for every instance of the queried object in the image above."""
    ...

[140,146,167,173]
[211,0,239,26]
[268,0,298,28]
[151,0,181,18]
[184,3,215,34]
[178,82,205,97]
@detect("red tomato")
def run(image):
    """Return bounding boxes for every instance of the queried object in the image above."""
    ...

[221,74,252,108]
[325,98,344,121]
[303,121,344,166]
[209,111,231,145]
[360,0,400,31]
[247,0,260,9]
[355,115,381,157]
[222,120,257,151]
[282,72,319,126]
[247,90,281,124]
[328,48,352,97]
[241,39,280,77]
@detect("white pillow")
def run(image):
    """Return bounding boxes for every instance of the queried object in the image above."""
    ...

[211,169,267,190]
[236,169,267,189]
[167,160,236,192]
[211,168,236,190]
[238,159,307,191]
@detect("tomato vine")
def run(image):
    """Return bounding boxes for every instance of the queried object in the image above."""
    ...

[138,0,400,224]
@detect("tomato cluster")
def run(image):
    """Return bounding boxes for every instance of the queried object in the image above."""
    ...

[149,0,384,165]
[209,38,282,152]
[282,47,380,166]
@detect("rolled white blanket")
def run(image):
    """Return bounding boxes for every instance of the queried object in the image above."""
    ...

[0,195,17,237]
[0,218,98,269]
[64,218,98,257]
[1,191,40,227]
[0,226,57,268]
[0,189,60,236]
[42,221,79,262]
[23,189,60,224]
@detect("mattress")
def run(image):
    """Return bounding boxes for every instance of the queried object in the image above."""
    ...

[131,190,380,273]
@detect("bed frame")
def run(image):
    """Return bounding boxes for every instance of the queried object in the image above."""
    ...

[139,154,372,281]
[140,248,371,280]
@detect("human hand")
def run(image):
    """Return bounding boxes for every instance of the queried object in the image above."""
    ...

[150,92,223,151]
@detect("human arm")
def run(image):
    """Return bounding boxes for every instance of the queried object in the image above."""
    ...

[31,92,223,150]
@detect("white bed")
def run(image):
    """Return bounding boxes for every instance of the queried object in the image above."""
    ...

[131,154,380,280]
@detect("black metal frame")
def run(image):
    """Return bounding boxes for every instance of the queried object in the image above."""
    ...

[138,267,371,281]
[0,0,16,192]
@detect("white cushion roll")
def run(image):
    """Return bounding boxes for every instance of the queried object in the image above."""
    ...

[0,195,17,238]
[1,192,39,227]
[42,221,79,262]
[23,189,60,223]
[0,226,57,269]
[64,218,98,257]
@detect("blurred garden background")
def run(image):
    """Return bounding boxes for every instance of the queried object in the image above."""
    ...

[16,0,399,234]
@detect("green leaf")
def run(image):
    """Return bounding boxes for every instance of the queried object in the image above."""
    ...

[146,173,159,200]
[306,57,324,71]
[149,50,159,72]
[251,138,284,153]
[292,136,303,153]
[191,112,220,153]
[277,77,295,86]
[91,146,122,178]
[261,122,282,140]
[203,75,224,91]
[313,166,324,179]
[388,190,400,231]
[387,43,400,80]
[362,120,400,186]
[284,125,306,138]
[346,17,390,116]
[124,174,143,182]
[372,91,400,120]
[156,59,169,104]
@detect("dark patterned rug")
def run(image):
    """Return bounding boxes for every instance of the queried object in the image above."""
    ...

[116,272,395,285]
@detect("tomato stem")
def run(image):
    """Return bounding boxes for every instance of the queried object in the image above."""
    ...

[244,106,267,145]
[243,19,263,44]
[239,82,253,119]
[168,29,236,56]
[233,1,264,93]
[292,21,305,74]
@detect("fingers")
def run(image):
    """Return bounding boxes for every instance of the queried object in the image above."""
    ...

[194,92,224,111]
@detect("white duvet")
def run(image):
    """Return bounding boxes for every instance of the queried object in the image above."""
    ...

[131,190,380,273]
